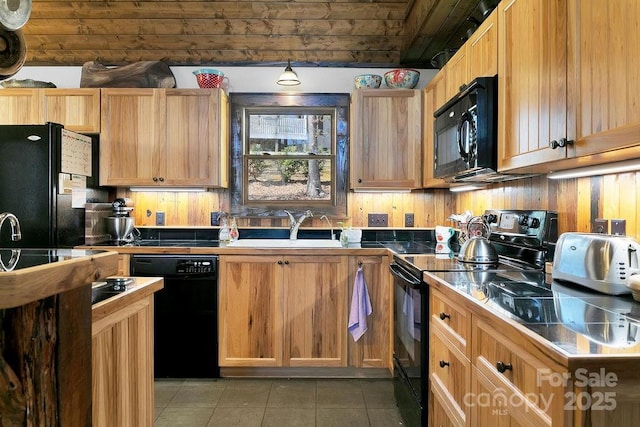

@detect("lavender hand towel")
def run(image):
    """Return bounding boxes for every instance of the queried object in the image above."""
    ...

[348,266,372,342]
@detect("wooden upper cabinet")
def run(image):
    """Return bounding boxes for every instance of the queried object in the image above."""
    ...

[165,89,228,187]
[350,89,422,190]
[43,89,101,133]
[0,89,42,124]
[569,0,640,158]
[423,73,449,188]
[100,89,165,186]
[100,88,228,187]
[0,89,100,132]
[444,48,469,101]
[467,10,498,80]
[497,0,569,172]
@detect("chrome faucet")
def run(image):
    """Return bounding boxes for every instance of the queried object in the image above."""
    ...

[320,215,335,240]
[284,210,313,240]
[0,212,22,242]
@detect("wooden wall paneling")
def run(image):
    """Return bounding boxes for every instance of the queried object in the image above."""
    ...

[152,192,167,225]
[602,174,621,225]
[410,192,422,227]
[608,172,637,236]
[359,193,374,228]
[556,178,578,235]
[114,173,640,243]
[390,193,406,227]
[621,173,637,237]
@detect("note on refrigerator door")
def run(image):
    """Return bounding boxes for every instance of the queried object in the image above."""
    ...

[72,175,88,208]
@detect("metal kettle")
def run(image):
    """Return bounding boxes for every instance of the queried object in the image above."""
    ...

[457,216,498,264]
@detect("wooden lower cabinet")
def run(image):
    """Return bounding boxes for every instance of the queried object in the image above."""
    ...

[219,254,349,368]
[473,318,565,426]
[283,255,348,367]
[218,255,283,367]
[430,324,470,426]
[429,287,471,427]
[219,253,391,370]
[347,255,391,368]
[92,295,154,427]
[116,254,130,276]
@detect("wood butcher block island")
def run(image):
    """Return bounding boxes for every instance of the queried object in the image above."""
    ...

[0,249,118,426]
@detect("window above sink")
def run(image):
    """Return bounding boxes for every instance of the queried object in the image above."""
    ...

[229,93,349,219]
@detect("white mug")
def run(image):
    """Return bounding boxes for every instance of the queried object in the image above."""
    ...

[435,225,455,243]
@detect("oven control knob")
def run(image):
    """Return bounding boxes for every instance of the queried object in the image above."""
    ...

[485,214,498,224]
[529,217,541,228]
[519,215,529,226]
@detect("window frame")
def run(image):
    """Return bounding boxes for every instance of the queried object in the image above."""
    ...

[242,107,336,205]
[229,93,349,219]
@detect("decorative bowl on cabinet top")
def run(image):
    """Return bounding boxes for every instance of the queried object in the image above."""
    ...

[354,74,382,89]
[384,69,420,89]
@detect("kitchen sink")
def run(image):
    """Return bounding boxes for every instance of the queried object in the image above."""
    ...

[225,239,343,248]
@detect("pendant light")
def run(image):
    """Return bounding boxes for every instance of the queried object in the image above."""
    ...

[277,60,301,86]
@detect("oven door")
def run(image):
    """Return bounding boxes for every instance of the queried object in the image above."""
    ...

[390,261,428,426]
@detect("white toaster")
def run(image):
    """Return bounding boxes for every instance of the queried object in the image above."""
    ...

[552,232,640,295]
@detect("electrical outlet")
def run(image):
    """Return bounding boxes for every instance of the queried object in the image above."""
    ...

[611,219,626,236]
[210,211,220,226]
[156,212,165,226]
[368,213,388,227]
[592,218,608,234]
[405,213,415,227]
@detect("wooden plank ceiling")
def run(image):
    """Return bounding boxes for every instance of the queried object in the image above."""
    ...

[20,0,495,68]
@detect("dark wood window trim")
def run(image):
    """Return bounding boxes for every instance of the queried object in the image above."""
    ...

[229,93,349,219]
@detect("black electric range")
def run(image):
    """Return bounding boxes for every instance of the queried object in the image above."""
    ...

[390,209,558,427]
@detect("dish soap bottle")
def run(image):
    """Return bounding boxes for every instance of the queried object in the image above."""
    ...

[219,214,230,242]
[229,217,239,242]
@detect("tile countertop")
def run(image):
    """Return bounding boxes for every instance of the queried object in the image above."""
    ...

[427,269,640,360]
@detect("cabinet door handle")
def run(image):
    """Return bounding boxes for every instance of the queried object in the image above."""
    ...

[159,177,165,182]
[277,260,283,265]
[284,260,289,265]
[439,312,450,320]
[439,360,450,368]
[357,178,362,183]
[496,361,512,373]
[152,176,159,182]
[550,138,574,149]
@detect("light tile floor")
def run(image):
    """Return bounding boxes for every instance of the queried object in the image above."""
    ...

[155,378,404,426]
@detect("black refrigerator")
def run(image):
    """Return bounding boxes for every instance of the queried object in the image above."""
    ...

[0,123,107,248]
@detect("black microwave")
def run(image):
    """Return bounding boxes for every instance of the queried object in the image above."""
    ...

[433,76,499,182]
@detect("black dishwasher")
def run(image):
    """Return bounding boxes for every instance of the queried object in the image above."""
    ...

[130,254,219,378]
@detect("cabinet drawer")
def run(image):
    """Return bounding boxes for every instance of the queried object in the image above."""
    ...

[431,384,464,427]
[431,288,471,357]
[430,324,469,426]
[473,319,564,423]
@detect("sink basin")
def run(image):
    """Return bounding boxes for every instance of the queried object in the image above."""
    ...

[225,239,343,248]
